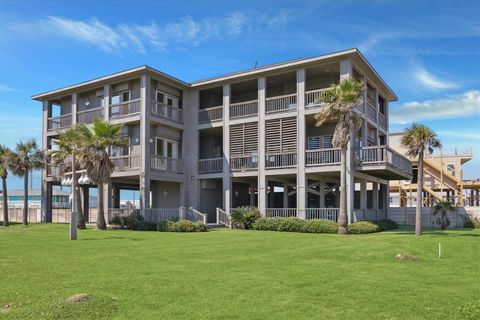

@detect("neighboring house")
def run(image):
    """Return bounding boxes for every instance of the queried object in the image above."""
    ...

[0,189,70,208]
[32,48,412,224]
[389,132,480,207]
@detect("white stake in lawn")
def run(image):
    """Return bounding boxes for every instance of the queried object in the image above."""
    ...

[438,243,442,259]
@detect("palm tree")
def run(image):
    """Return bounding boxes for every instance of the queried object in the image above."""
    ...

[75,119,126,230]
[433,200,454,230]
[315,78,364,235]
[51,128,87,229]
[401,123,442,236]
[0,145,12,227]
[9,139,45,225]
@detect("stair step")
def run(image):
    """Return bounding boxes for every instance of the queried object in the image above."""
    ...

[207,223,226,228]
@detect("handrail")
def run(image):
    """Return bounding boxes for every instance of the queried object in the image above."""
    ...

[77,106,103,114]
[305,208,338,221]
[150,156,183,173]
[198,157,223,174]
[47,113,72,120]
[198,105,223,122]
[265,208,297,218]
[216,208,231,228]
[355,145,412,174]
[200,105,223,111]
[230,99,258,106]
[306,148,341,166]
[109,98,141,107]
[151,100,183,123]
[265,92,297,100]
[188,207,207,225]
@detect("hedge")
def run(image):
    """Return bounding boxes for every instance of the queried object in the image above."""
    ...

[109,213,207,232]
[252,217,338,234]
[348,219,399,234]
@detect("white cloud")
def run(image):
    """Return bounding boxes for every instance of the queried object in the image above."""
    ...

[10,11,289,54]
[0,84,18,92]
[436,130,480,141]
[390,90,480,124]
[414,67,458,90]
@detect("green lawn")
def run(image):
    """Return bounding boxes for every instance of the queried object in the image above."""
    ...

[0,224,479,319]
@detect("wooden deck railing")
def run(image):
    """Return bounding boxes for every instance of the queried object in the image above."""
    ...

[265,208,297,218]
[109,99,141,118]
[77,107,104,124]
[150,156,183,173]
[107,208,138,222]
[305,148,341,166]
[230,155,258,171]
[143,208,181,222]
[187,207,207,224]
[216,208,231,228]
[230,100,258,118]
[198,157,223,174]
[378,112,387,129]
[305,88,329,107]
[111,155,141,170]
[265,152,297,168]
[266,93,297,113]
[366,101,376,121]
[305,208,338,221]
[355,146,412,174]
[151,100,183,123]
[47,114,72,130]
[198,105,223,123]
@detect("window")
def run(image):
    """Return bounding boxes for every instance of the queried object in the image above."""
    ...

[378,96,386,115]
[307,135,333,149]
[156,92,164,103]
[111,90,131,105]
[379,135,386,145]
[155,137,180,159]
[121,91,131,102]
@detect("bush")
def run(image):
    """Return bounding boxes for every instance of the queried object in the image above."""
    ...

[109,216,123,228]
[375,219,399,231]
[157,220,175,232]
[136,220,158,231]
[194,221,208,232]
[252,217,339,234]
[301,219,338,234]
[167,220,208,232]
[348,221,381,234]
[108,212,144,230]
[231,206,261,229]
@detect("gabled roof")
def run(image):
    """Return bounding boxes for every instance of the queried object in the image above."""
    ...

[32,48,397,101]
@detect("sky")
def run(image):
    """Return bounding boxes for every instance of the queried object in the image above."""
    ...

[0,0,479,192]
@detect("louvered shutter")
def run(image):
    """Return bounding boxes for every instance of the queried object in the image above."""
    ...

[230,122,258,156]
[266,117,297,154]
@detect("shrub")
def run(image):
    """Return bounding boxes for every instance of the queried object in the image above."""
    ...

[301,219,338,234]
[157,220,174,232]
[375,219,399,231]
[108,216,123,228]
[121,212,144,230]
[136,220,158,231]
[252,217,338,234]
[231,206,261,229]
[194,221,208,232]
[348,221,382,234]
[169,220,198,232]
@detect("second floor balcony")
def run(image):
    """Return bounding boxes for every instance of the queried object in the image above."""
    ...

[47,114,72,131]
[151,100,183,123]
[151,155,183,173]
[109,99,141,119]
[198,105,223,123]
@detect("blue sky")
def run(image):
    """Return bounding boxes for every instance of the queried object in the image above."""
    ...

[0,0,479,191]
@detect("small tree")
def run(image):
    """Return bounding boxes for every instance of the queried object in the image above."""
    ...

[230,206,260,229]
[433,200,454,230]
[401,123,442,236]
[0,145,12,227]
[315,79,364,235]
[9,139,44,225]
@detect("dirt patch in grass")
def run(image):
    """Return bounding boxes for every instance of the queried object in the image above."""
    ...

[395,253,417,261]
[66,294,91,304]
[0,303,15,314]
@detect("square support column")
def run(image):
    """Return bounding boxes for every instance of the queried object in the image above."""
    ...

[258,77,267,215]
[140,74,151,209]
[71,92,77,125]
[283,183,289,208]
[297,68,306,219]
[103,84,110,121]
[319,182,326,208]
[222,84,231,213]
[184,90,199,208]
[41,181,52,223]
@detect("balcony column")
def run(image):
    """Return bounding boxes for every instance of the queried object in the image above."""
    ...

[103,84,110,121]
[258,77,267,215]
[319,181,325,208]
[71,93,77,125]
[41,100,50,222]
[340,59,355,224]
[297,68,306,219]
[102,183,111,217]
[372,182,379,219]
[382,184,389,219]
[82,186,90,222]
[250,184,256,207]
[283,183,289,208]
[184,90,199,208]
[140,74,151,209]
[268,181,275,208]
[41,181,52,223]
[360,179,367,211]
[222,84,231,213]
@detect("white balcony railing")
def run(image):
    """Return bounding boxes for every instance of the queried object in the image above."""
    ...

[230,100,258,118]
[216,208,231,228]
[305,88,329,108]
[150,156,183,173]
[230,155,258,171]
[198,105,223,123]
[77,107,104,124]
[265,208,297,218]
[305,148,341,166]
[198,157,223,174]
[305,208,338,221]
[266,93,297,113]
[355,146,412,175]
[143,208,181,222]
[151,100,183,123]
[111,155,141,170]
[47,114,72,130]
[265,152,297,168]
[109,99,141,118]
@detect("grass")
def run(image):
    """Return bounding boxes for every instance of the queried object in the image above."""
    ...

[0,224,479,319]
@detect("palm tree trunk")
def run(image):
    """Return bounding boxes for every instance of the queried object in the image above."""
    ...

[2,176,9,227]
[338,147,348,235]
[97,182,107,230]
[76,187,86,229]
[23,172,28,225]
[416,152,424,236]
